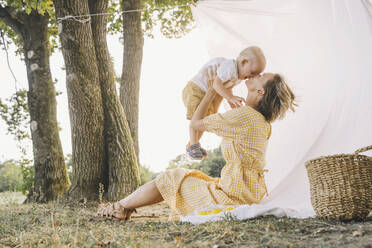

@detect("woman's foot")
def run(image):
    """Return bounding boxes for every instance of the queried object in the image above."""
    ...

[186,143,203,160]
[96,202,136,221]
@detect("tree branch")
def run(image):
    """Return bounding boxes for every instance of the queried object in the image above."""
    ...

[0,6,24,36]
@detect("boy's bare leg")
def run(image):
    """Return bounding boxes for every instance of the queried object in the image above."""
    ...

[196,130,204,143]
[190,119,207,145]
[189,124,199,145]
[189,112,206,145]
[119,180,163,209]
[190,93,222,145]
[192,94,223,145]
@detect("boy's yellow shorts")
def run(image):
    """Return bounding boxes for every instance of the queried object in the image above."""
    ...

[182,82,221,120]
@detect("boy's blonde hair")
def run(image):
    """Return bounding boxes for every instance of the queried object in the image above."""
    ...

[238,46,266,68]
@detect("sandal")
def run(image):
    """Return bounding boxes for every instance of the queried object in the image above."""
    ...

[186,143,203,160]
[96,202,136,221]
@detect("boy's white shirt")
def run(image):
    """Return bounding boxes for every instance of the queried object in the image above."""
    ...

[190,57,241,92]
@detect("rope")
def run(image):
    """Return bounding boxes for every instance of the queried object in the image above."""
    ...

[57,3,194,24]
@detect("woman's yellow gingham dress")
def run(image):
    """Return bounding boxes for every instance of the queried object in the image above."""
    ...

[155,106,271,216]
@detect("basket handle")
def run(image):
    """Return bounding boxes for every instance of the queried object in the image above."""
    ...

[354,145,372,155]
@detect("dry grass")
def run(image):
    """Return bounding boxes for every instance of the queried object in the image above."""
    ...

[0,192,371,248]
[0,192,26,205]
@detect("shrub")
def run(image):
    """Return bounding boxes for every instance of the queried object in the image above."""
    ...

[0,160,23,192]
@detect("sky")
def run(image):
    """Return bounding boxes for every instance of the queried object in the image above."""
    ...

[0,27,225,173]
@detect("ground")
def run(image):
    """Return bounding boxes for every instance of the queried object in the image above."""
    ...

[0,192,371,248]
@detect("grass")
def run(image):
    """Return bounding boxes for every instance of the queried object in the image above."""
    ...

[0,191,26,205]
[0,192,371,247]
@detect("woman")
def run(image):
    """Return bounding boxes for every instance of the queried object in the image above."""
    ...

[96,73,296,220]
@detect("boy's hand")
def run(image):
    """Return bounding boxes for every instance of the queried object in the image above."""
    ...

[228,95,244,108]
[228,101,237,109]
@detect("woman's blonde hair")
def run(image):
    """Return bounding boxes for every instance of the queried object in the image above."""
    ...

[257,74,296,123]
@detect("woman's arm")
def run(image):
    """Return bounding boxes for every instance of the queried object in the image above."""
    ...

[213,77,244,108]
[190,88,217,132]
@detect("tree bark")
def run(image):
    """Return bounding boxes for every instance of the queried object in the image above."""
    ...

[0,7,70,203]
[88,0,139,200]
[54,0,105,200]
[120,0,144,161]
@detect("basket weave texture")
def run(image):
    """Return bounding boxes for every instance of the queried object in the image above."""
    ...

[305,145,372,220]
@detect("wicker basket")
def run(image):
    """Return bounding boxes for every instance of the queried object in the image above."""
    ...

[305,145,372,220]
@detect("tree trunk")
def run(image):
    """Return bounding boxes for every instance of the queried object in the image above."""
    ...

[88,0,139,200]
[54,0,105,200]
[120,0,144,161]
[0,7,70,203]
[23,12,71,203]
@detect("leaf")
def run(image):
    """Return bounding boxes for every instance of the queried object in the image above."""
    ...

[25,7,32,15]
[174,236,182,244]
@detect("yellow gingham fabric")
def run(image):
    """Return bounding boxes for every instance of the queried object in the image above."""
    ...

[155,106,271,216]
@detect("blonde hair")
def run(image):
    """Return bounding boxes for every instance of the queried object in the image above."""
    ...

[257,74,297,123]
[237,46,266,68]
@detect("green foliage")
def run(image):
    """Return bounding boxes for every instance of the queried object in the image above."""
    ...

[17,158,34,194]
[47,13,59,54]
[0,91,34,194]
[107,0,197,39]
[167,154,200,170]
[167,147,226,177]
[202,147,226,177]
[139,165,156,185]
[0,23,23,55]
[0,0,58,55]
[142,0,197,38]
[1,0,54,16]
[0,158,33,194]
[107,0,121,35]
[0,89,30,152]
[0,160,23,192]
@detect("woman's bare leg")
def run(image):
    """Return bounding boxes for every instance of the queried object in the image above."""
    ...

[119,180,163,209]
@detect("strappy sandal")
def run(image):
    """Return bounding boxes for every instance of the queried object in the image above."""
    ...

[186,143,203,160]
[96,202,136,221]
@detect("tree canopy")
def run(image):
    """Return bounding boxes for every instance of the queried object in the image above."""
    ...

[108,0,196,38]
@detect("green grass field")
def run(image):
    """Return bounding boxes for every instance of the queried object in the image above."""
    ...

[0,192,371,247]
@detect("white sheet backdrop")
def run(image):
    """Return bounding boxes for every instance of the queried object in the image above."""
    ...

[182,0,372,224]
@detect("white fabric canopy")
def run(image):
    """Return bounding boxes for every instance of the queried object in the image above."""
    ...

[182,0,372,224]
